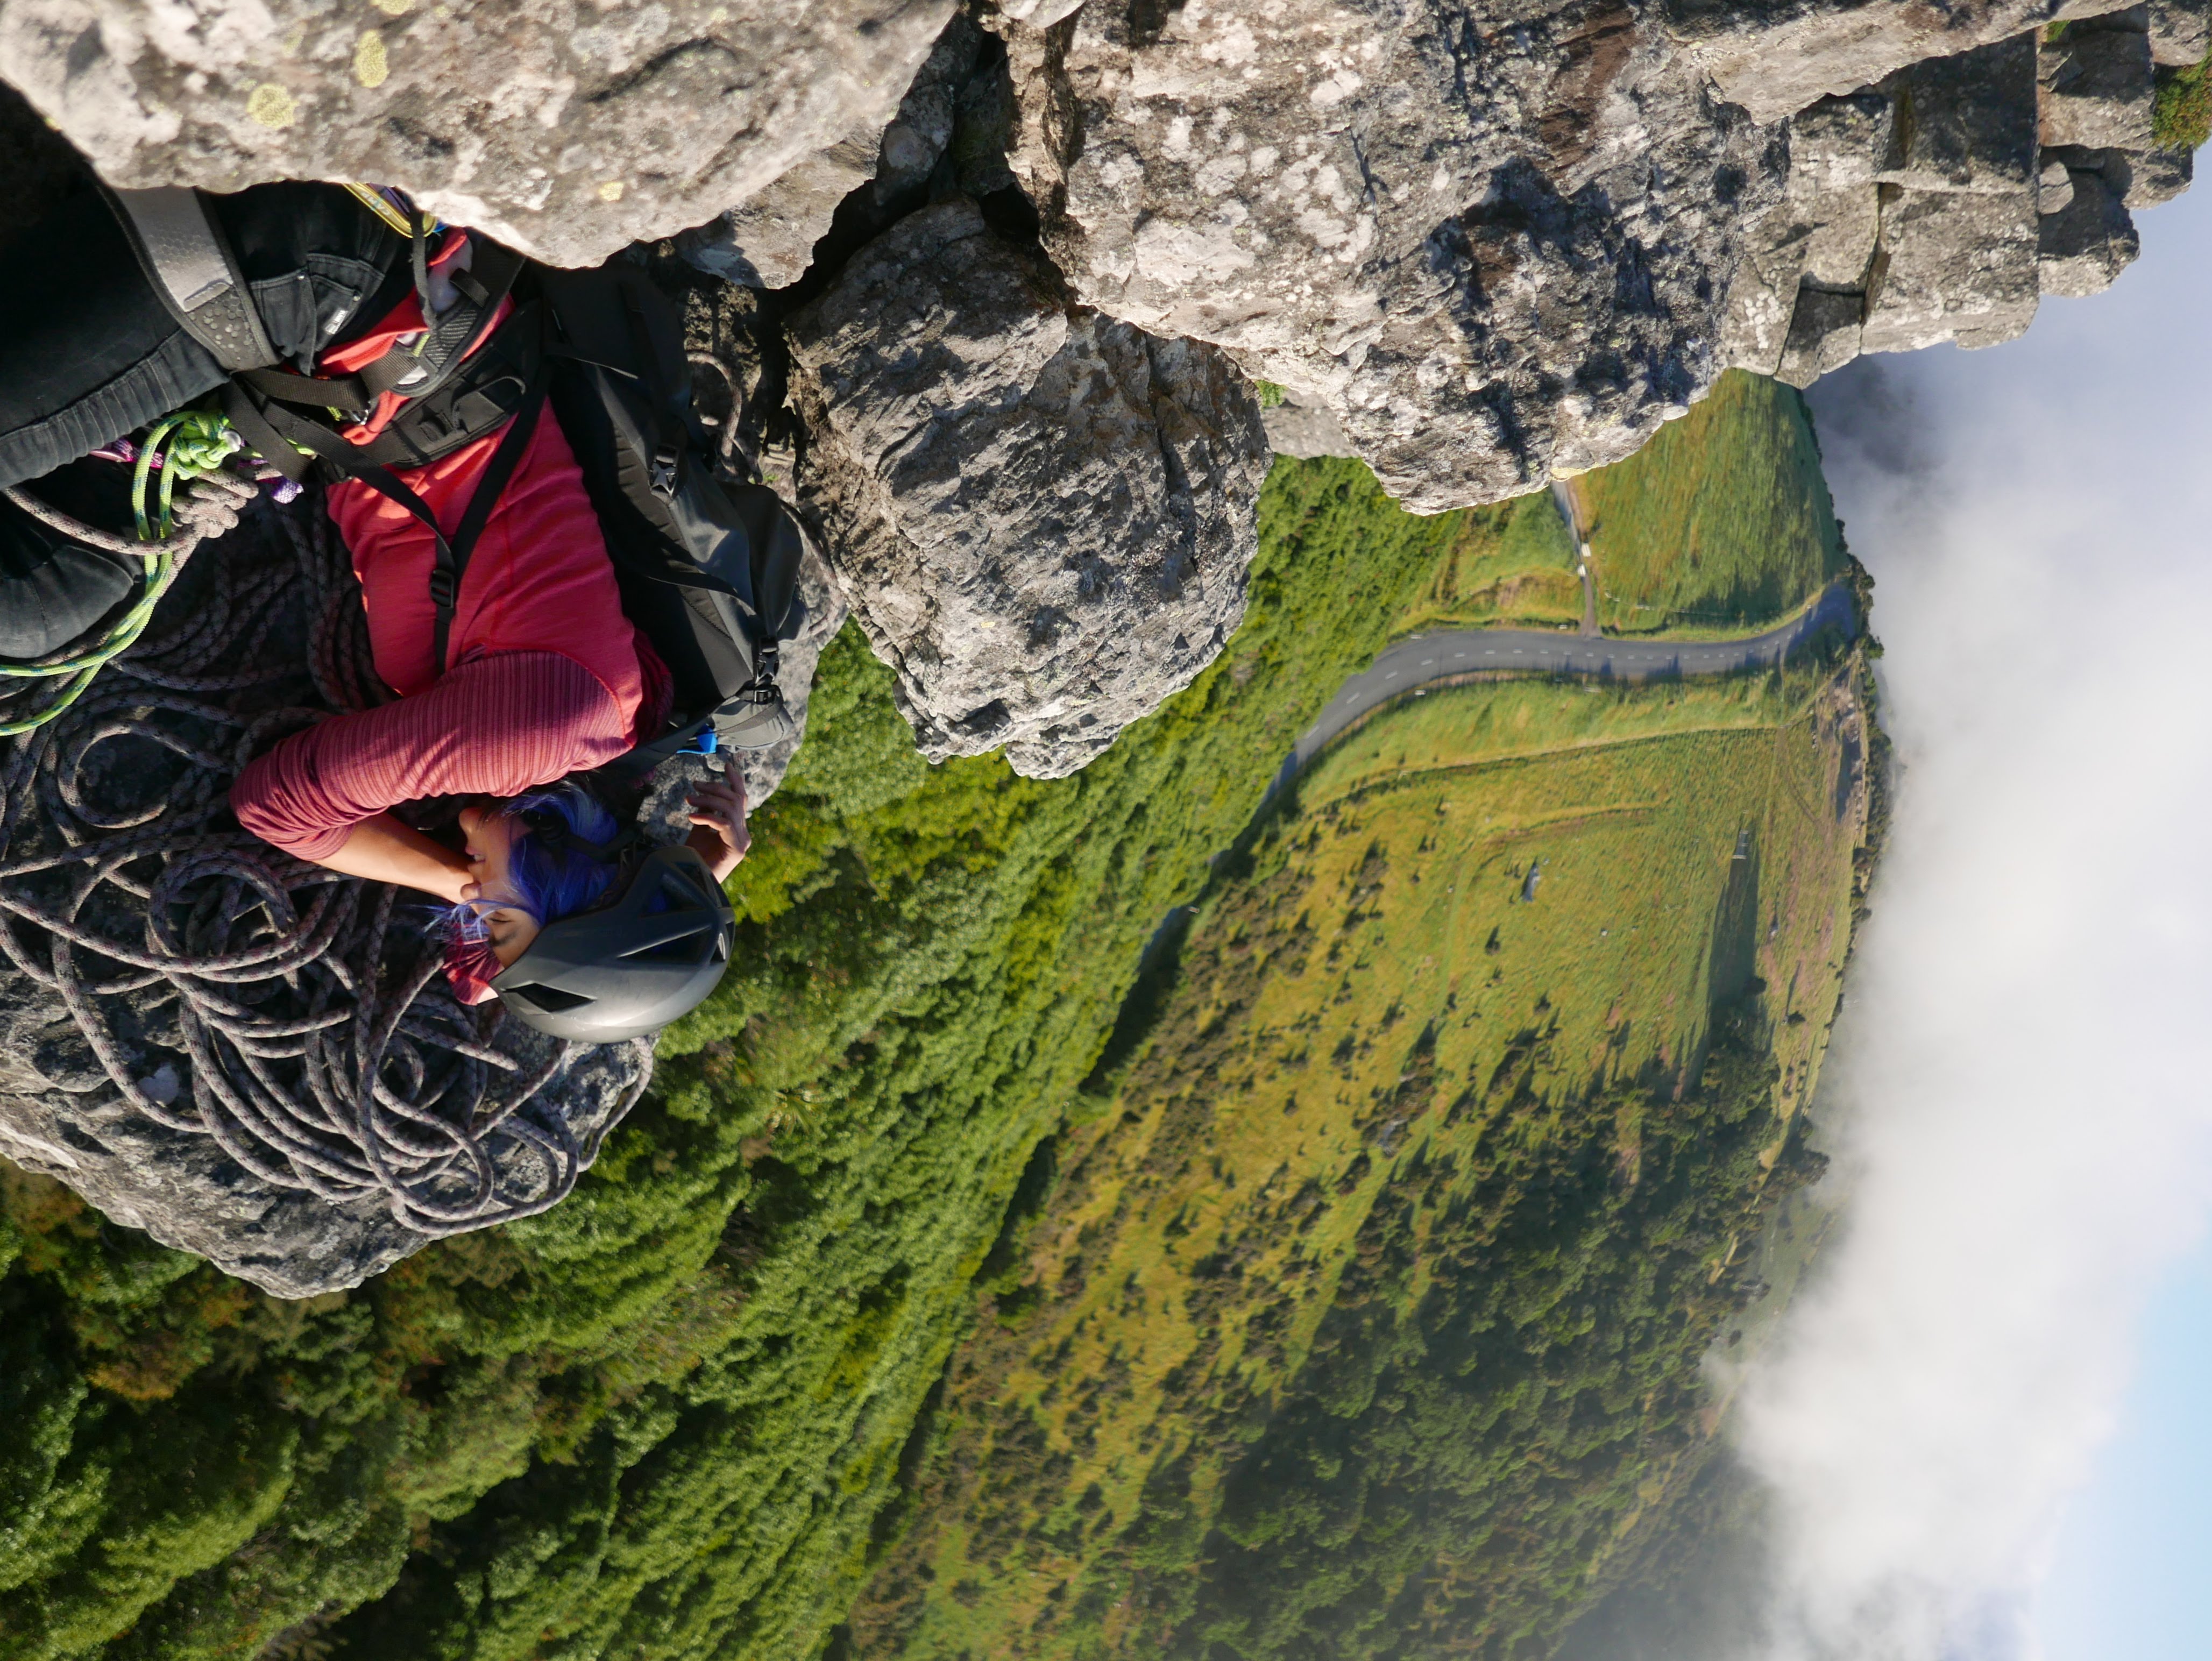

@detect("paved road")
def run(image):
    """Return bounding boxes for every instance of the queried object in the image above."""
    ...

[1285,580,1858,776]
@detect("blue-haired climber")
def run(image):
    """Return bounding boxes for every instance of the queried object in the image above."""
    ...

[0,179,796,1041]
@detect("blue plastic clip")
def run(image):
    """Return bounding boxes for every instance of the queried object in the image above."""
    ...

[678,726,719,757]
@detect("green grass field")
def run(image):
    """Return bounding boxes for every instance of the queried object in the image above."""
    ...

[1393,490,1583,635]
[854,656,1876,1659]
[0,458,1465,1661]
[1575,371,1847,637]
[1396,371,1845,641]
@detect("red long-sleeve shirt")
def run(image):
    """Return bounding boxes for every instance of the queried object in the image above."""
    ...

[232,247,668,861]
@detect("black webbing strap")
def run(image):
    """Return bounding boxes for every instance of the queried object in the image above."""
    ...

[235,365,373,417]
[409,205,433,318]
[618,281,685,500]
[224,297,545,482]
[401,239,526,400]
[224,369,547,672]
[229,237,529,451]
[352,382,545,676]
[219,382,317,484]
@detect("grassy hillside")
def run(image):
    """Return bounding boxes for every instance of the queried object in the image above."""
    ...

[1393,372,1842,642]
[0,387,1870,1661]
[1393,491,1583,635]
[1576,371,1847,637]
[0,458,1463,1661]
[850,655,1876,1659]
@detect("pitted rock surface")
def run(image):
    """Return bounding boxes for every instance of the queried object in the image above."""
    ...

[0,0,955,267]
[1674,0,2138,125]
[1729,11,2194,391]
[0,0,2201,524]
[994,0,2197,509]
[999,0,1793,512]
[678,12,1019,289]
[786,198,1268,779]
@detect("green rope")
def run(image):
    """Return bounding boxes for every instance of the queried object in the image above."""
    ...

[0,409,249,736]
[132,408,244,541]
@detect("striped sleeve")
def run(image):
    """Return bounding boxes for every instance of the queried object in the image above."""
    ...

[232,651,633,861]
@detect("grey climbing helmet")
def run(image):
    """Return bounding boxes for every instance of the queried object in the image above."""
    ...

[490,843,734,1042]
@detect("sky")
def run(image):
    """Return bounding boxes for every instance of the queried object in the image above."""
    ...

[1736,175,2212,1661]
[2032,1240,2212,1661]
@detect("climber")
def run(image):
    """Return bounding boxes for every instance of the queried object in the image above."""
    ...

[214,190,747,1037]
[0,179,807,1041]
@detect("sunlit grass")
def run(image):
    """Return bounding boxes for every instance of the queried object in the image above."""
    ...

[864,660,1874,1658]
[1576,371,1846,636]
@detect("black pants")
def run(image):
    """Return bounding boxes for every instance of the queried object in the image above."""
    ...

[0,182,413,492]
[0,183,412,657]
[0,470,135,660]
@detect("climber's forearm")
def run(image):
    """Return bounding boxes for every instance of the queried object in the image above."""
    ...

[309,813,472,902]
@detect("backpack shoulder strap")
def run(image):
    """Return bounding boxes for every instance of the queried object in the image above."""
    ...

[103,186,277,373]
[229,362,549,674]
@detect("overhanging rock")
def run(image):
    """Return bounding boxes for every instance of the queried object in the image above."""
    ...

[786,197,1270,779]
[0,0,956,268]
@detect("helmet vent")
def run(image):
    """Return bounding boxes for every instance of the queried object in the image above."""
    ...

[505,983,594,1014]
[621,934,712,966]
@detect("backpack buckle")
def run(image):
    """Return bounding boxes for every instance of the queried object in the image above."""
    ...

[649,445,679,498]
[735,645,782,708]
[427,567,457,609]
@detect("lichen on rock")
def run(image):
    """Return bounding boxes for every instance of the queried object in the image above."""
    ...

[0,0,958,267]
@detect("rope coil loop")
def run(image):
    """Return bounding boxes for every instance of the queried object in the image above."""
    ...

[0,486,651,1237]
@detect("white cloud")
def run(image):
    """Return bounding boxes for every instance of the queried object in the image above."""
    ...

[1735,182,2212,1661]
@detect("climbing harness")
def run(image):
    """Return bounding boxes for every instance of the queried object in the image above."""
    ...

[0,492,651,1234]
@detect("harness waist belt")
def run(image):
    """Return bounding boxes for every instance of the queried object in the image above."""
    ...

[104,187,277,373]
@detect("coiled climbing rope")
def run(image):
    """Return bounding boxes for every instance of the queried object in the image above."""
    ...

[0,485,651,1237]
[0,410,257,739]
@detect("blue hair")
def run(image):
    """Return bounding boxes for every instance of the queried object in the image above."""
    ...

[436,784,629,998]
[437,782,625,958]
[494,783,625,926]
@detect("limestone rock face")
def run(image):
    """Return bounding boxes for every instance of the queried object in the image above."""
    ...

[1732,12,2189,386]
[1000,0,1794,512]
[1262,394,1359,461]
[674,13,1016,289]
[987,0,2191,512]
[2122,144,2195,204]
[2040,17,2158,151]
[2038,147,2147,290]
[786,198,1268,778]
[0,0,955,267]
[2147,0,2212,63]
[2,0,2200,529]
[1674,0,2137,124]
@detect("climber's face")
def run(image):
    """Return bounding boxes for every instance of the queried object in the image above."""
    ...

[457,804,543,967]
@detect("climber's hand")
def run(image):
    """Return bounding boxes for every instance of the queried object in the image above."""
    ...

[172,472,256,541]
[684,773,750,883]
